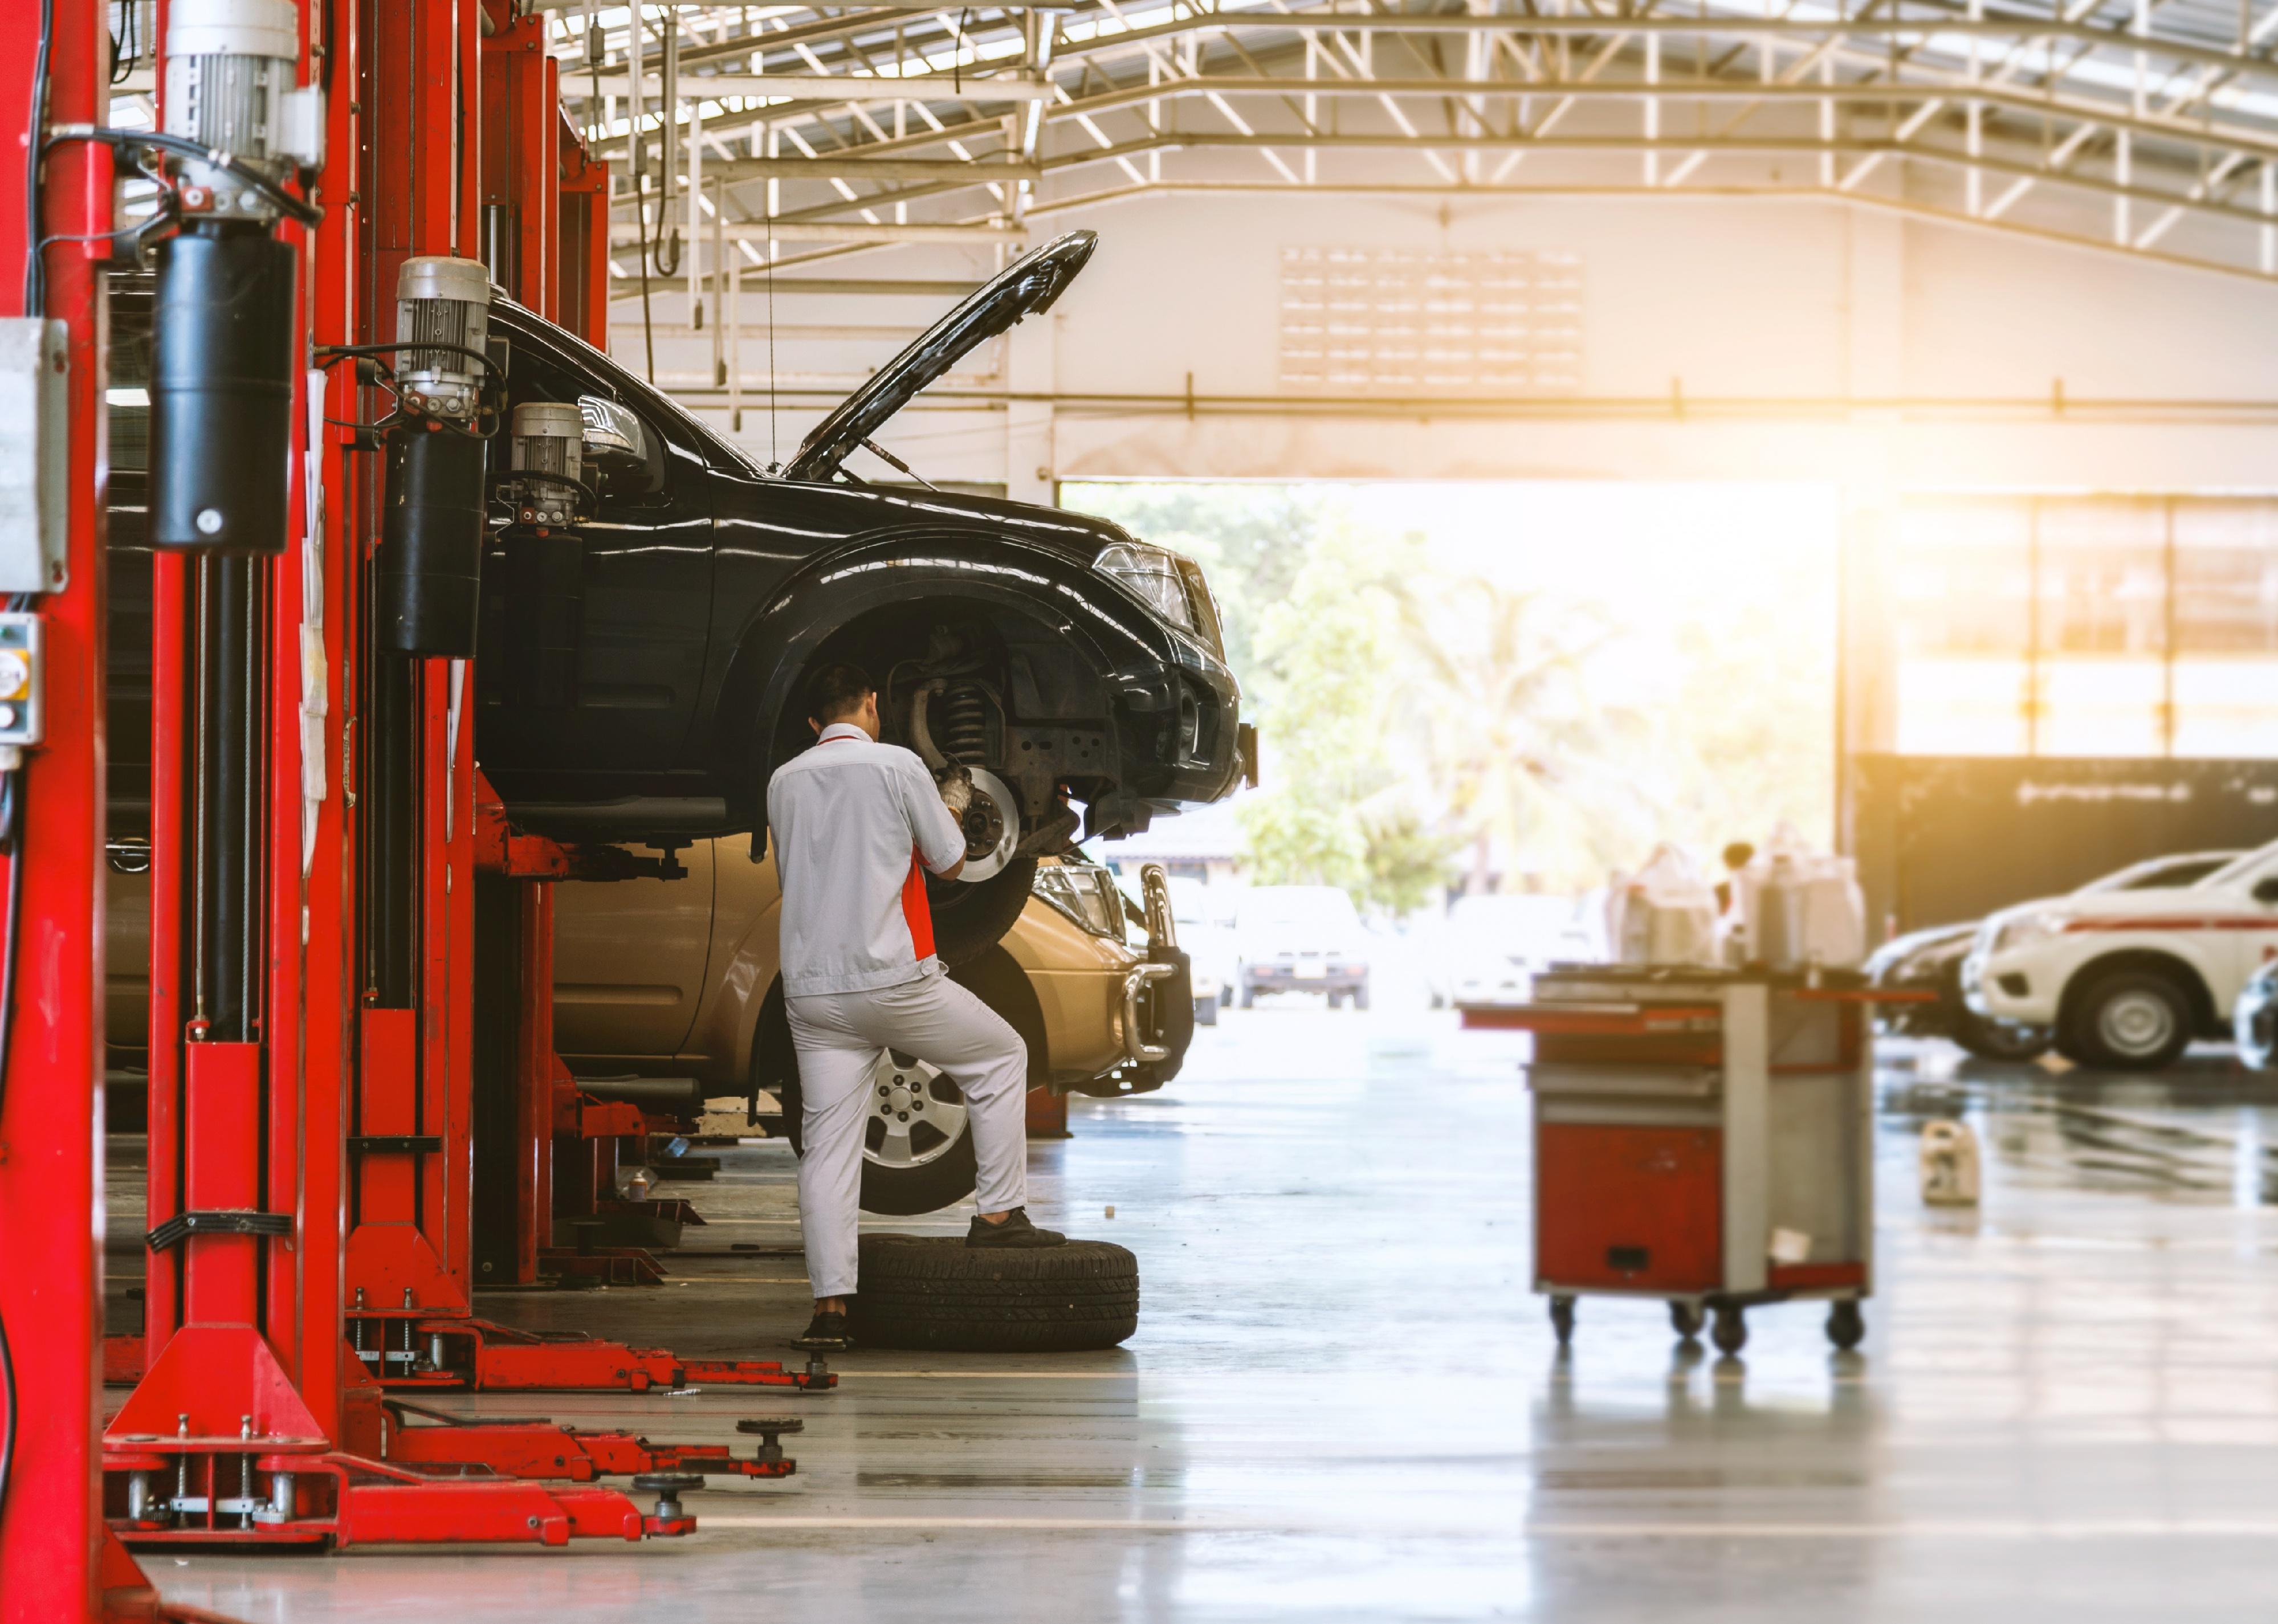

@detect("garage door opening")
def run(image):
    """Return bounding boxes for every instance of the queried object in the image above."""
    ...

[1069,479,1839,912]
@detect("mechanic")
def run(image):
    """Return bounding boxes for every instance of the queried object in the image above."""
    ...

[769,663,1066,1352]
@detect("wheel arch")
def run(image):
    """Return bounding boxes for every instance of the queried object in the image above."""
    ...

[2059,948,2221,1038]
[707,530,1176,829]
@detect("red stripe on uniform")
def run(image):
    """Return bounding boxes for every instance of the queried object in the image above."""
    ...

[901,848,936,961]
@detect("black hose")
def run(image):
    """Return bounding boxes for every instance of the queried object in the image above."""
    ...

[22,0,55,311]
[44,124,323,227]
[315,340,504,385]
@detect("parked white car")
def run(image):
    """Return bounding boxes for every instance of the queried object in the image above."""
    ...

[1235,886,1371,1009]
[1962,840,2278,1071]
[1428,893,1596,1008]
[1166,876,1237,1025]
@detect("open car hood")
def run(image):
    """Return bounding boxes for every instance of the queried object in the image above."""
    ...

[782,229,1098,483]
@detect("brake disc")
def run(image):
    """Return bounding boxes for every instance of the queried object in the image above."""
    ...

[956,765,1021,883]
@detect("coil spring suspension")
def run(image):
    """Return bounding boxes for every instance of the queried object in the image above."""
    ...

[938,684,989,764]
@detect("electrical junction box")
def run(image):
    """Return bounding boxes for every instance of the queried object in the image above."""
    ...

[0,319,69,593]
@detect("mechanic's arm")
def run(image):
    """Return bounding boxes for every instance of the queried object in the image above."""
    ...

[904,757,969,880]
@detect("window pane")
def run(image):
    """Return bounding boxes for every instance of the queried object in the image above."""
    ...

[1892,499,2031,753]
[2035,658,2167,757]
[2173,501,2278,754]
[2034,499,2167,657]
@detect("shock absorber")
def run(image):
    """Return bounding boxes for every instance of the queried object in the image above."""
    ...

[937,683,989,764]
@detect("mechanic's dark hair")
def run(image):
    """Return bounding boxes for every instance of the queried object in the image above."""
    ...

[806,662,875,724]
[1722,841,1757,871]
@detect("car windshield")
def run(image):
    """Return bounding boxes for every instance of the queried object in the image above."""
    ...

[2076,854,2238,893]
[1238,887,1360,933]
[2193,839,2278,891]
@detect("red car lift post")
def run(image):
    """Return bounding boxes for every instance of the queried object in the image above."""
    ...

[95,0,780,1547]
[321,1,825,1397]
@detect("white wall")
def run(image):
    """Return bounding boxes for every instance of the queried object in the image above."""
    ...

[627,187,2278,493]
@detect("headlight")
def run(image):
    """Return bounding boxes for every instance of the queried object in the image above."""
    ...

[1991,910,2067,954]
[1094,540,1194,631]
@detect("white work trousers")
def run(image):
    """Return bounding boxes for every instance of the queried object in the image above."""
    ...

[787,973,1030,1299]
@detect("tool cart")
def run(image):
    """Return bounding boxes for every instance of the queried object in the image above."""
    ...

[1465,966,1881,1354]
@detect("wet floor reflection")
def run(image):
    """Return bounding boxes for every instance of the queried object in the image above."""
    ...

[1877,1040,2278,1204]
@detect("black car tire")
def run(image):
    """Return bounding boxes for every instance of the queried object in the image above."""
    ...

[2063,968,2194,1072]
[925,855,1038,967]
[1193,995,1219,1027]
[1951,1010,2053,1063]
[1351,982,1371,1012]
[849,1234,1139,1352]
[1238,979,1256,1009]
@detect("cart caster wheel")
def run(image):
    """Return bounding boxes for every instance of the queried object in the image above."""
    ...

[1826,1301,1865,1351]
[1548,1296,1576,1346]
[1668,1300,1705,1341]
[1710,1303,1747,1356]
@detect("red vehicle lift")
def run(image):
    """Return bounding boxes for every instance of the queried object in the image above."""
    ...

[127,0,814,1560]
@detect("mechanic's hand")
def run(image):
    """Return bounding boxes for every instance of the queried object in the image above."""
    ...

[936,763,974,815]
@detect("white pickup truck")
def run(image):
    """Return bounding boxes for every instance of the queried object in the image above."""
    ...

[1962,839,2278,1071]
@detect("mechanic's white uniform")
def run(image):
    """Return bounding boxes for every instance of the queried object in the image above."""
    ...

[767,720,1030,1298]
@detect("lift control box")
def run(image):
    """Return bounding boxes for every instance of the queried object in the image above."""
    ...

[1466,965,1877,1349]
[0,319,68,593]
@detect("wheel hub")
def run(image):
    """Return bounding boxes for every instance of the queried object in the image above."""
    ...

[2101,990,2176,1056]
[866,1051,968,1168]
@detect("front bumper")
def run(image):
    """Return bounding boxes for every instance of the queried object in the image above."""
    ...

[1245,965,1370,993]
[1960,949,2057,1025]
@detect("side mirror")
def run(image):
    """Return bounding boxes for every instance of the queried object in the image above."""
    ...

[578,394,649,469]
[2254,877,2278,906]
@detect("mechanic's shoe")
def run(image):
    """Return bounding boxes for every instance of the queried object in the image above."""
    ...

[965,1207,1067,1248]
[794,1310,855,1351]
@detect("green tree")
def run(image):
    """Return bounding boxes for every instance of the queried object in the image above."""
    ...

[1356,792,1465,915]
[1236,524,1423,903]
[1063,483,1322,683]
[1397,576,1657,892]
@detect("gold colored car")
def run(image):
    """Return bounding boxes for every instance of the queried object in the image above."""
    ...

[105,844,1192,1216]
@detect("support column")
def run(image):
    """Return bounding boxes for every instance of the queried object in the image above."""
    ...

[1837,207,1903,916]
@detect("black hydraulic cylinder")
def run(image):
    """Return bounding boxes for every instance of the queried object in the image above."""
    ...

[192,556,263,1040]
[377,425,488,657]
[147,224,296,556]
[365,643,417,1007]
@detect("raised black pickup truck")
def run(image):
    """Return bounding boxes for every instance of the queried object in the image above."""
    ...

[107,231,1248,961]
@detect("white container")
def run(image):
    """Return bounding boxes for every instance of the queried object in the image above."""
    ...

[1733,832,1868,971]
[1606,844,1721,967]
[1919,1120,1981,1206]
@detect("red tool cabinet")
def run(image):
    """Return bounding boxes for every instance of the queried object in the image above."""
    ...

[1466,967,1878,1355]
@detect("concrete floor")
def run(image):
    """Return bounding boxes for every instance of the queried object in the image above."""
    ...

[138,1008,2278,1622]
